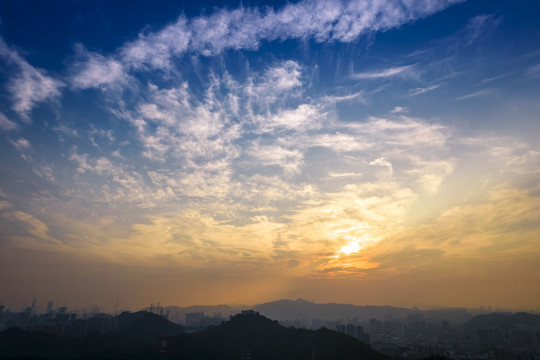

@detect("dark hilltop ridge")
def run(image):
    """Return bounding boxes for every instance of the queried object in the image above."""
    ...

[0,310,393,360]
[0,311,184,359]
[167,310,391,360]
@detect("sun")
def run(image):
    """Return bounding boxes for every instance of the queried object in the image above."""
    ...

[337,236,382,256]
[339,241,362,255]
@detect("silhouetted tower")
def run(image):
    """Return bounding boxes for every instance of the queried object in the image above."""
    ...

[156,335,171,357]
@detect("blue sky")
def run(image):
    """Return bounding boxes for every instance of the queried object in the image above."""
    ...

[1,0,540,310]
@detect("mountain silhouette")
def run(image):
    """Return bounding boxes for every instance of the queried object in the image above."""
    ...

[0,311,183,359]
[0,326,70,358]
[167,310,391,360]
[76,311,184,354]
[254,298,413,321]
[0,310,392,359]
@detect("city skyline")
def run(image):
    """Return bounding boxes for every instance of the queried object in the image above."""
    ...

[1,0,540,311]
[2,297,537,316]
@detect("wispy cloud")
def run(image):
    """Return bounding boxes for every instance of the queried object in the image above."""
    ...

[0,112,17,131]
[455,89,492,100]
[390,106,407,113]
[11,137,31,151]
[476,73,510,86]
[70,45,129,90]
[33,164,57,184]
[2,211,60,244]
[408,84,441,96]
[464,14,502,46]
[0,38,64,119]
[71,0,461,82]
[352,65,414,80]
[248,143,304,175]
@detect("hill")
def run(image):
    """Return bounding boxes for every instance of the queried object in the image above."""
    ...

[254,298,414,321]
[167,310,392,360]
[0,311,392,360]
[0,311,183,359]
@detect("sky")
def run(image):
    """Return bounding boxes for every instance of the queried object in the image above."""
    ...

[1,0,540,312]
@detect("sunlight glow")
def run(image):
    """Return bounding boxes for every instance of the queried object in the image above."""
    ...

[340,241,362,255]
[338,236,382,256]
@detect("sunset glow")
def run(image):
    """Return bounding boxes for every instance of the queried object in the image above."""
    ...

[1,0,540,311]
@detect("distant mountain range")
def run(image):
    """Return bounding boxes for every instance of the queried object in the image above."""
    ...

[159,298,477,324]
[254,298,414,321]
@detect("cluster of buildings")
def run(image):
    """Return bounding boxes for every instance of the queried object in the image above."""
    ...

[330,315,540,360]
[0,301,117,337]
[184,311,226,328]
[264,313,540,360]
[336,323,371,344]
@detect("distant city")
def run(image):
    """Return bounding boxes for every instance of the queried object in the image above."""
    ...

[1,298,539,360]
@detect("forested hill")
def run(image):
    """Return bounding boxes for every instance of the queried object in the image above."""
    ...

[0,310,392,360]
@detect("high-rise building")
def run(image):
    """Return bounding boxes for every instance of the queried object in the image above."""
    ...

[46,301,53,314]
[185,312,204,327]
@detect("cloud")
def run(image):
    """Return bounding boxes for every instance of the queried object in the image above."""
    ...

[406,158,456,194]
[0,112,17,131]
[328,172,363,178]
[0,38,64,118]
[68,149,161,206]
[11,137,31,151]
[248,143,304,175]
[49,51,462,272]
[71,0,462,82]
[323,91,366,104]
[390,106,407,113]
[455,89,492,100]
[120,17,191,70]
[0,200,11,211]
[476,73,510,86]
[386,185,540,260]
[254,104,324,133]
[2,211,59,244]
[247,61,303,105]
[352,65,414,79]
[370,157,394,179]
[408,84,440,96]
[33,164,57,184]
[70,45,129,90]
[464,14,502,46]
